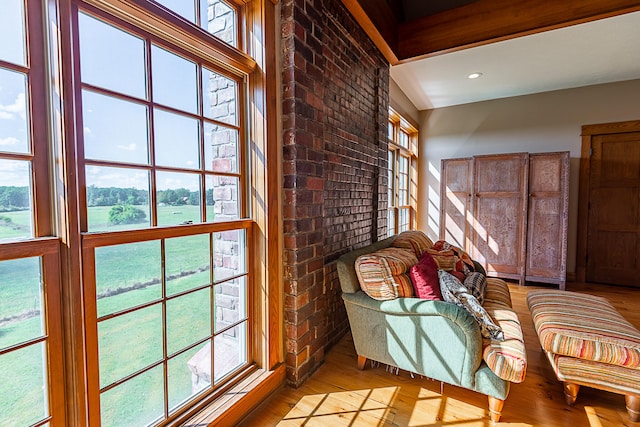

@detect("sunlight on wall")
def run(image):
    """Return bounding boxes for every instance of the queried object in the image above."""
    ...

[426,161,441,239]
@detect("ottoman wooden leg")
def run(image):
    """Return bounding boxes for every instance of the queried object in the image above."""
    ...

[357,355,367,370]
[563,382,580,405]
[626,395,640,422]
[488,396,504,422]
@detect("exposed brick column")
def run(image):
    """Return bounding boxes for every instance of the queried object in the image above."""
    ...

[281,0,389,386]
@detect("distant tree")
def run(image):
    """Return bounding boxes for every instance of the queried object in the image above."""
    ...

[108,204,147,225]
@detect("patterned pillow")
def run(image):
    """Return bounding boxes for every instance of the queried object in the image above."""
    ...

[355,247,418,300]
[391,230,434,258]
[408,251,442,300]
[432,240,475,274]
[438,270,504,340]
[464,272,487,304]
[426,248,456,271]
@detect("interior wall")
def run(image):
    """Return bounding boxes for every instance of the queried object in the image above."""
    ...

[390,77,419,127]
[418,78,640,276]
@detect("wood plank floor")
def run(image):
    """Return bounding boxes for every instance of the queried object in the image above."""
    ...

[240,283,640,426]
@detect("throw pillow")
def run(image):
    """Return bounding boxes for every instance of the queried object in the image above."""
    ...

[432,240,475,274]
[391,230,434,258]
[438,270,504,340]
[355,247,418,300]
[408,251,442,300]
[426,248,456,271]
[464,272,487,304]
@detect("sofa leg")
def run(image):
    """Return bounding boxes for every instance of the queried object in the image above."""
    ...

[626,395,640,422]
[563,382,580,405]
[357,355,367,370]
[488,396,504,422]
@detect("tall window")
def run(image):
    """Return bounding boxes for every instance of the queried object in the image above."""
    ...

[388,109,418,236]
[0,0,276,426]
[0,1,65,425]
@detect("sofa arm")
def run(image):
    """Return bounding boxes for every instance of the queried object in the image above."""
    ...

[342,291,483,388]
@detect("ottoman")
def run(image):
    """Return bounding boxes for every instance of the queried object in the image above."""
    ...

[527,289,640,421]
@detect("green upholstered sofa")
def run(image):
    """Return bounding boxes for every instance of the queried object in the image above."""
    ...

[336,233,527,422]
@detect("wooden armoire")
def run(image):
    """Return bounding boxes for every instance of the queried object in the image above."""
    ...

[440,151,569,289]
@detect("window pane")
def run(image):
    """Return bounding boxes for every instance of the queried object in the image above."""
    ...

[98,304,163,388]
[156,0,196,23]
[85,166,151,232]
[0,343,48,426]
[0,159,33,241]
[167,288,211,355]
[156,172,201,226]
[0,0,26,66]
[214,322,246,382]
[95,241,162,318]
[82,90,149,164]
[170,344,210,412]
[399,207,409,233]
[387,121,393,142]
[206,175,239,222]
[214,276,246,333]
[203,68,237,125]
[399,130,409,149]
[203,0,237,47]
[204,123,238,173]
[165,234,210,296]
[79,13,146,99]
[0,257,43,350]
[388,209,395,237]
[154,109,199,169]
[100,365,164,427]
[213,229,246,282]
[0,68,30,154]
[151,45,197,114]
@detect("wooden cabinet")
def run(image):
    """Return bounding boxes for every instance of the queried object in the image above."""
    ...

[440,151,569,289]
[526,152,569,288]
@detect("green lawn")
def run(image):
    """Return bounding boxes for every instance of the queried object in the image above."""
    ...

[0,205,240,426]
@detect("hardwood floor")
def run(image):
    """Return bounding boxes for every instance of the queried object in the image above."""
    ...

[239,283,640,426]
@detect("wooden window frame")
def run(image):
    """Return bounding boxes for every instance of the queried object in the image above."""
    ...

[388,108,418,236]
[13,0,285,425]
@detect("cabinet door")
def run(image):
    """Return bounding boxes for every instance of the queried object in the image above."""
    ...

[440,158,473,250]
[473,153,528,283]
[526,152,569,288]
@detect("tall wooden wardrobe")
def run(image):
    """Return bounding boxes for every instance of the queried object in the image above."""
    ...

[440,152,569,289]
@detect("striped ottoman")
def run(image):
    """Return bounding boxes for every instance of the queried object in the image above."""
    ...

[527,290,640,421]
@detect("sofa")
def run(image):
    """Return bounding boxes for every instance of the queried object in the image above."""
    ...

[336,231,527,422]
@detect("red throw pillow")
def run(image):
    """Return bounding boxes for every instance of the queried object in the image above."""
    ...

[409,251,443,300]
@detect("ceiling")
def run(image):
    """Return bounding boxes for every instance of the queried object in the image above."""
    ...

[390,10,640,110]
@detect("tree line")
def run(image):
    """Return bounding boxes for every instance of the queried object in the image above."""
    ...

[0,185,215,211]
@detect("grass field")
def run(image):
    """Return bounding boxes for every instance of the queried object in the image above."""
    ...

[0,206,244,426]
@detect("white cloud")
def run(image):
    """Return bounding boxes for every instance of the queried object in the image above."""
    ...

[84,126,93,136]
[0,93,26,120]
[0,137,19,146]
[117,143,136,151]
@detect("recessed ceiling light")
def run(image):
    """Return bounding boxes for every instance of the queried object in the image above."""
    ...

[467,72,483,79]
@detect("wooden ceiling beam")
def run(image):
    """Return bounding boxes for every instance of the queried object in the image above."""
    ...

[397,0,640,62]
[340,0,401,65]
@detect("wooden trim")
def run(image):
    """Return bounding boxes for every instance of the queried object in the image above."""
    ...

[576,120,640,282]
[81,219,253,248]
[182,364,286,426]
[397,0,640,61]
[339,0,399,65]
[82,0,257,74]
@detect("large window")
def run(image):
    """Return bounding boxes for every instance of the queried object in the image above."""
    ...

[388,109,418,236]
[0,0,277,426]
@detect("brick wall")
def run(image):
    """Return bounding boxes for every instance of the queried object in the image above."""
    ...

[281,0,389,386]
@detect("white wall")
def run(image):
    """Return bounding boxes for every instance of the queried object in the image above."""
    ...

[418,78,640,275]
[390,77,419,127]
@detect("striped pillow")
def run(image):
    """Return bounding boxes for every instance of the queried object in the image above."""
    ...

[426,248,456,271]
[482,307,527,383]
[355,247,418,300]
[391,230,434,258]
